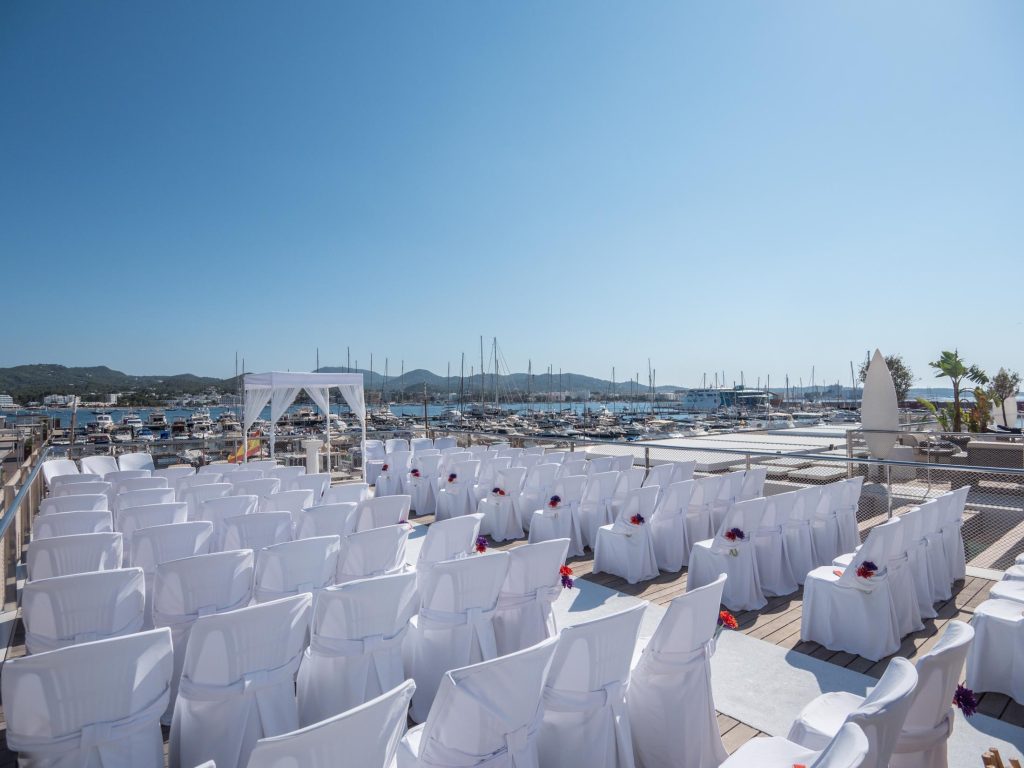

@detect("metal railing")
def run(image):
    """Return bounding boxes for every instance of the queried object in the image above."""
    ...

[1,442,53,613]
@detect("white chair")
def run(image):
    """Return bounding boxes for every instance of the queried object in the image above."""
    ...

[836,477,865,555]
[233,478,283,511]
[227,469,266,484]
[113,487,175,521]
[628,574,728,768]
[611,455,635,472]
[386,438,410,453]
[118,451,156,472]
[364,440,387,486]
[528,474,588,557]
[41,458,81,489]
[515,453,543,471]
[410,437,434,453]
[322,482,371,505]
[711,470,746,532]
[415,513,484,587]
[593,485,661,584]
[649,479,695,572]
[265,488,316,519]
[111,476,168,496]
[52,480,111,498]
[407,454,443,516]
[542,451,567,465]
[336,524,411,583]
[296,502,358,539]
[738,466,768,501]
[199,494,259,549]
[405,551,511,722]
[181,481,232,520]
[26,531,123,581]
[755,491,800,597]
[689,497,768,611]
[900,505,938,620]
[433,436,457,451]
[153,466,196,485]
[50,473,104,494]
[223,511,294,552]
[801,519,903,661]
[132,521,214,628]
[40,492,108,515]
[939,486,969,584]
[298,572,418,725]
[200,463,233,475]
[578,470,621,550]
[377,452,413,497]
[788,657,920,768]
[587,455,614,475]
[266,465,305,485]
[920,497,953,602]
[104,470,153,489]
[116,501,188,560]
[559,458,588,478]
[472,456,513,505]
[32,509,112,540]
[153,549,255,723]
[643,462,677,489]
[2,628,173,768]
[351,494,412,532]
[794,621,972,768]
[787,486,821,585]
[398,637,559,768]
[436,459,481,520]
[175,472,223,500]
[514,463,559,531]
[290,472,332,503]
[720,722,869,768]
[811,482,846,567]
[249,459,280,472]
[255,680,415,768]
[170,594,312,768]
[493,538,570,656]
[686,474,723,545]
[536,604,645,768]
[81,454,121,477]
[968,599,1024,704]
[22,567,145,654]
[254,535,341,602]
[478,466,529,542]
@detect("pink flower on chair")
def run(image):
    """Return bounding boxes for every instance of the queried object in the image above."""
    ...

[448,473,457,483]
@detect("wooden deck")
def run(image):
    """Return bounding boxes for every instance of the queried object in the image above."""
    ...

[0,512,1014,766]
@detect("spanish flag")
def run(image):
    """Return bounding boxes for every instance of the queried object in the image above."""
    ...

[228,438,261,463]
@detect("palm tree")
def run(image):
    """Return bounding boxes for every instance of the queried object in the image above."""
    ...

[929,350,987,433]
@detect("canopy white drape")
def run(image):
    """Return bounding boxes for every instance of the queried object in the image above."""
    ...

[243,372,366,478]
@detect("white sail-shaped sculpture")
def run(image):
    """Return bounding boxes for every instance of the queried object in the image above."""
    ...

[861,349,899,459]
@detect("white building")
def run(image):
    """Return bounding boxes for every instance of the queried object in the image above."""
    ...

[0,394,14,409]
[42,394,80,407]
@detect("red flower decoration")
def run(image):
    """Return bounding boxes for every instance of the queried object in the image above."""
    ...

[559,564,574,589]
[382,464,389,472]
[717,610,738,630]
[856,561,878,579]
[492,487,506,496]
[630,513,645,525]
[410,468,421,478]
[475,536,488,554]
[548,495,561,508]
[448,473,457,483]
[724,527,745,542]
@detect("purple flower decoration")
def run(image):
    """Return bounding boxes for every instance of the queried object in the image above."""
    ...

[548,495,561,508]
[953,684,978,717]
[630,513,645,525]
[724,527,745,542]
[475,536,488,554]
[560,565,574,589]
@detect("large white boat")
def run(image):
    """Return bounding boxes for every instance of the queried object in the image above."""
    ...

[679,387,770,413]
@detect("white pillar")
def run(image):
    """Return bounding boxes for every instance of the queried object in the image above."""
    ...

[302,439,323,474]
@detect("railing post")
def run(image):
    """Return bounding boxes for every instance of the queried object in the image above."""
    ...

[644,446,650,472]
[886,463,893,519]
[745,453,751,471]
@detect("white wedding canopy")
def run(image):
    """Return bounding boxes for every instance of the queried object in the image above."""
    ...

[243,372,366,477]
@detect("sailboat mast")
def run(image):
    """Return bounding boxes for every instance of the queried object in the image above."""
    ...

[479,336,484,407]
[493,337,498,411]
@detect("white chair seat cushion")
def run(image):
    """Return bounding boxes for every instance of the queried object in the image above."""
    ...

[1003,565,1024,583]
[720,735,820,767]
[787,690,865,751]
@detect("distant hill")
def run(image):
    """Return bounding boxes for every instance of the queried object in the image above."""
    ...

[0,365,228,400]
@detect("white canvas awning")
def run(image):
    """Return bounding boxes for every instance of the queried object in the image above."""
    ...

[242,371,366,477]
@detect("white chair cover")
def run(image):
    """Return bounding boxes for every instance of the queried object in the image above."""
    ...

[711,471,746,532]
[81,455,121,477]
[643,463,677,490]
[787,486,820,584]
[493,539,570,656]
[433,437,457,451]
[104,470,152,487]
[473,457,513,505]
[27,531,123,581]
[223,511,294,552]
[689,497,768,611]
[41,458,81,489]
[298,572,418,725]
[170,594,312,768]
[116,501,188,560]
[478,466,529,542]
[920,496,953,602]
[836,477,864,555]
[416,513,484,587]
[537,604,645,768]
[40,493,108,515]
[200,494,259,550]
[578,470,621,549]
[49,473,103,493]
[900,505,938,620]
[22,567,145,654]
[111,476,168,496]
[52,480,111,498]
[2,628,173,768]
[528,475,588,557]
[118,452,156,472]
[112,488,174,522]
[738,466,768,501]
[788,657,919,768]
[377,452,413,497]
[295,502,358,539]
[254,680,415,768]
[386,438,411,453]
[175,472,223,500]
[153,466,196,484]
[800,519,903,661]
[609,468,645,519]
[265,489,316,520]
[755,491,799,596]
[322,481,371,505]
[514,464,559,531]
[587,456,614,475]
[398,637,559,768]
[686,475,722,545]
[939,486,968,584]
[811,482,846,567]
[649,480,695,571]
[254,535,341,602]
[233,478,283,511]
[227,469,266,484]
[408,455,443,516]
[628,574,728,768]
[436,460,482,520]
[336,524,410,583]
[132,521,214,628]
[182,482,233,521]
[266,465,305,484]
[32,509,112,540]
[351,494,413,531]
[968,599,1024,704]
[405,551,511,722]
[593,485,661,584]
[153,549,255,723]
[289,472,333,503]
[720,722,869,768]
[610,455,635,472]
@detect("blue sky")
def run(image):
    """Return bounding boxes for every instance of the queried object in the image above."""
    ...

[2,1,1021,389]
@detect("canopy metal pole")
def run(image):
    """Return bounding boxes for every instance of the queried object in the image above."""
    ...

[325,388,331,476]
[361,410,367,482]
[270,419,275,459]
[243,386,248,464]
